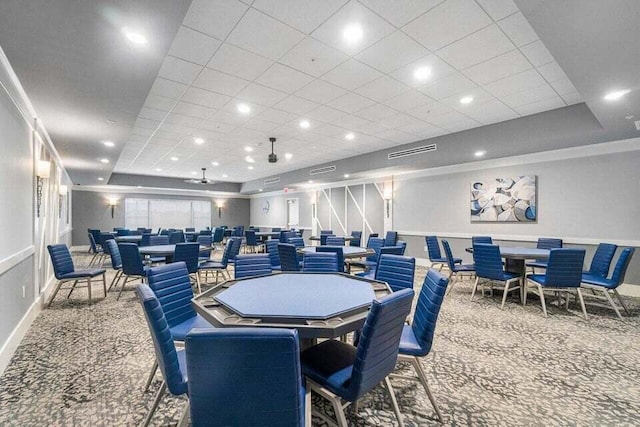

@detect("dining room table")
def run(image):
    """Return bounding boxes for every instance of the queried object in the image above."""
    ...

[466,246,550,276]
[114,235,143,243]
[139,244,213,263]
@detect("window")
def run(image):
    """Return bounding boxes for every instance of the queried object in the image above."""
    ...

[125,198,211,230]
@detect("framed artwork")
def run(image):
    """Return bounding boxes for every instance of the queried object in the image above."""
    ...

[471,176,537,222]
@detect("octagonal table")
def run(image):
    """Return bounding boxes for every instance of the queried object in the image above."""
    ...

[297,246,373,259]
[192,272,391,347]
[309,235,354,242]
[114,235,142,243]
[466,246,550,276]
[138,244,213,262]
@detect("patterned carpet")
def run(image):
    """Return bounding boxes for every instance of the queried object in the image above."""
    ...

[1,250,639,426]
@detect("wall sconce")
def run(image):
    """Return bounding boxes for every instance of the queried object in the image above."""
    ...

[383,185,392,219]
[58,185,68,219]
[36,160,51,217]
[108,198,118,219]
[216,200,225,218]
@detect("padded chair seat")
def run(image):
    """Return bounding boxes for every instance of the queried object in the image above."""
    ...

[452,263,475,272]
[526,261,548,269]
[431,257,462,264]
[199,261,225,269]
[527,273,569,287]
[581,273,617,289]
[399,325,424,357]
[301,339,355,401]
[170,314,212,341]
[495,270,520,281]
[59,268,106,279]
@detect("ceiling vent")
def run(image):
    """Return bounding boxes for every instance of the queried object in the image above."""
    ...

[388,143,437,160]
[264,177,280,185]
[310,165,336,176]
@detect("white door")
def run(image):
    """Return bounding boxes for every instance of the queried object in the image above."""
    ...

[286,198,299,228]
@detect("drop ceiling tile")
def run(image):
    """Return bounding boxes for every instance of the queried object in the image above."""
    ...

[498,12,538,47]
[295,79,348,104]
[168,26,222,66]
[305,105,347,123]
[463,49,531,85]
[331,114,372,130]
[457,98,517,123]
[476,0,518,20]
[424,110,477,130]
[402,0,492,51]
[172,102,214,119]
[417,72,477,100]
[274,95,320,114]
[164,113,203,127]
[256,108,299,124]
[376,128,416,143]
[514,96,565,116]
[561,92,583,105]
[192,68,249,96]
[359,0,444,27]
[354,103,398,121]
[135,117,161,130]
[549,77,577,96]
[238,82,290,108]
[355,31,429,73]
[391,54,457,87]
[436,24,515,69]
[325,92,376,113]
[211,109,252,125]
[243,118,280,133]
[149,78,188,99]
[380,112,423,129]
[181,87,231,109]
[500,83,557,108]
[252,0,348,34]
[227,9,305,60]
[383,90,434,111]
[207,43,274,81]
[278,38,349,77]
[256,63,315,93]
[440,87,495,110]
[537,61,569,83]
[407,101,455,121]
[138,107,168,121]
[157,56,202,85]
[520,40,554,67]
[311,0,395,55]
[485,68,546,98]
[183,0,249,40]
[355,76,410,102]
[313,123,350,138]
[321,59,382,90]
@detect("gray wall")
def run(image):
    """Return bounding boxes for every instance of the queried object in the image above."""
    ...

[249,191,314,229]
[72,190,249,245]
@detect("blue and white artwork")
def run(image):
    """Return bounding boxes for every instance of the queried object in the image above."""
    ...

[471,176,537,222]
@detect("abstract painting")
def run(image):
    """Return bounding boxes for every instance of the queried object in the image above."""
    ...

[471,176,537,222]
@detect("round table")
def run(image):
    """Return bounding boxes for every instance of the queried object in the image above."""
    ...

[297,246,373,259]
[115,235,142,243]
[192,272,391,346]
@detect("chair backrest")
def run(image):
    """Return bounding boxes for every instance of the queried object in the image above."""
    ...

[219,237,240,266]
[199,229,212,236]
[150,235,169,246]
[543,248,586,287]
[441,240,459,270]
[99,232,115,248]
[303,252,339,272]
[88,232,99,253]
[196,235,212,259]
[298,229,306,238]
[169,231,185,244]
[320,230,333,235]
[319,234,335,245]
[185,227,195,232]
[234,254,273,278]
[350,231,362,247]
[105,239,122,269]
[396,241,407,255]
[589,243,618,277]
[88,229,102,247]
[316,246,344,272]
[473,244,506,281]
[185,328,304,426]
[212,227,224,243]
[228,237,243,263]
[380,245,405,257]
[366,237,385,263]
[280,230,297,243]
[245,230,258,246]
[135,285,188,396]
[116,229,130,236]
[410,269,449,356]
[347,288,414,401]
[231,226,243,237]
[537,238,563,250]
[472,236,492,245]
[146,262,197,330]
[140,233,152,247]
[47,244,75,279]
[160,229,169,235]
[375,255,415,292]
[118,243,146,276]
[265,239,281,268]
[610,248,635,287]
[173,243,200,274]
[278,243,300,272]
[384,231,398,246]
[325,236,345,246]
[272,227,282,232]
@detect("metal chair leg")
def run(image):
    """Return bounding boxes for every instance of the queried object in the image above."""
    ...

[102,273,107,298]
[445,274,457,296]
[576,288,588,320]
[177,402,190,427]
[87,277,92,304]
[117,276,131,301]
[411,357,444,422]
[47,280,64,307]
[538,285,548,317]
[601,289,623,320]
[66,280,79,299]
[195,273,202,294]
[304,386,312,427]
[108,270,121,291]
[470,276,480,301]
[144,360,158,392]
[141,381,166,427]
[614,289,631,314]
[383,377,404,427]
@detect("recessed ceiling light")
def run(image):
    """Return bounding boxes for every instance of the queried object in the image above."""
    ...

[259,189,263,192]
[122,28,147,45]
[211,161,220,166]
[103,140,115,147]
[343,23,363,45]
[345,132,355,141]
[170,156,178,161]
[222,174,228,178]
[299,119,310,129]
[237,103,251,114]
[155,168,162,172]
[460,96,474,105]
[344,174,350,178]
[194,137,205,145]
[245,156,255,163]
[285,153,293,160]
[604,89,631,101]
[625,115,635,120]
[248,166,254,170]
[413,66,432,81]
[244,146,253,152]
[98,177,104,181]
[100,158,109,164]
[475,150,486,157]
[191,171,197,175]
[137,185,142,189]
[308,180,313,184]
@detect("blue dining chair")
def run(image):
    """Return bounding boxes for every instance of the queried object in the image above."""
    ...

[88,232,104,266]
[320,229,333,235]
[584,243,618,278]
[425,236,461,271]
[149,235,169,246]
[350,231,362,247]
[525,248,587,318]
[185,328,309,426]
[581,248,635,319]
[185,227,195,233]
[135,285,189,427]
[373,255,415,292]
[117,243,149,300]
[88,228,102,250]
[196,235,212,262]
[392,269,449,422]
[316,246,344,272]
[384,231,398,246]
[46,244,107,306]
[442,240,476,296]
[116,228,130,236]
[278,243,301,272]
[265,239,281,270]
[140,233,152,247]
[301,289,414,426]
[280,230,298,243]
[347,237,385,272]
[356,246,407,279]
[287,237,305,264]
[244,230,261,253]
[198,237,240,284]
[169,231,185,244]
[319,234,335,245]
[234,254,272,278]
[212,227,224,246]
[303,252,339,272]
[272,227,282,232]
[326,236,345,246]
[472,236,493,245]
[105,239,123,292]
[526,238,563,272]
[472,244,522,309]
[173,243,202,293]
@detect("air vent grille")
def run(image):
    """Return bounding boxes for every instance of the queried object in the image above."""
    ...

[264,177,280,185]
[388,144,437,160]
[309,165,336,176]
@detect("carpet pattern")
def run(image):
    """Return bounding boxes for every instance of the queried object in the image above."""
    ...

[0,250,639,426]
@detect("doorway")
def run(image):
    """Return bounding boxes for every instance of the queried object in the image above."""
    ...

[286,198,299,228]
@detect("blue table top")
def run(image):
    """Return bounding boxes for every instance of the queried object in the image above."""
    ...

[309,235,354,241]
[115,235,142,242]
[298,246,373,258]
[216,273,376,320]
[138,244,212,256]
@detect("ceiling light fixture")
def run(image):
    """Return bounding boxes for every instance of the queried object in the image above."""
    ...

[308,180,313,184]
[222,174,228,178]
[245,156,255,163]
[98,177,104,181]
[191,171,198,175]
[248,166,254,170]
[259,189,263,192]
[211,161,220,166]
[299,119,310,129]
[284,153,293,160]
[475,150,486,157]
[413,66,432,81]
[244,146,253,152]
[194,137,205,144]
[604,89,631,101]
[343,23,363,45]
[345,132,355,141]
[344,174,350,178]
[170,157,178,161]
[122,28,147,45]
[155,168,162,172]
[103,140,115,147]
[460,96,474,104]
[237,103,251,114]
[100,158,109,164]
